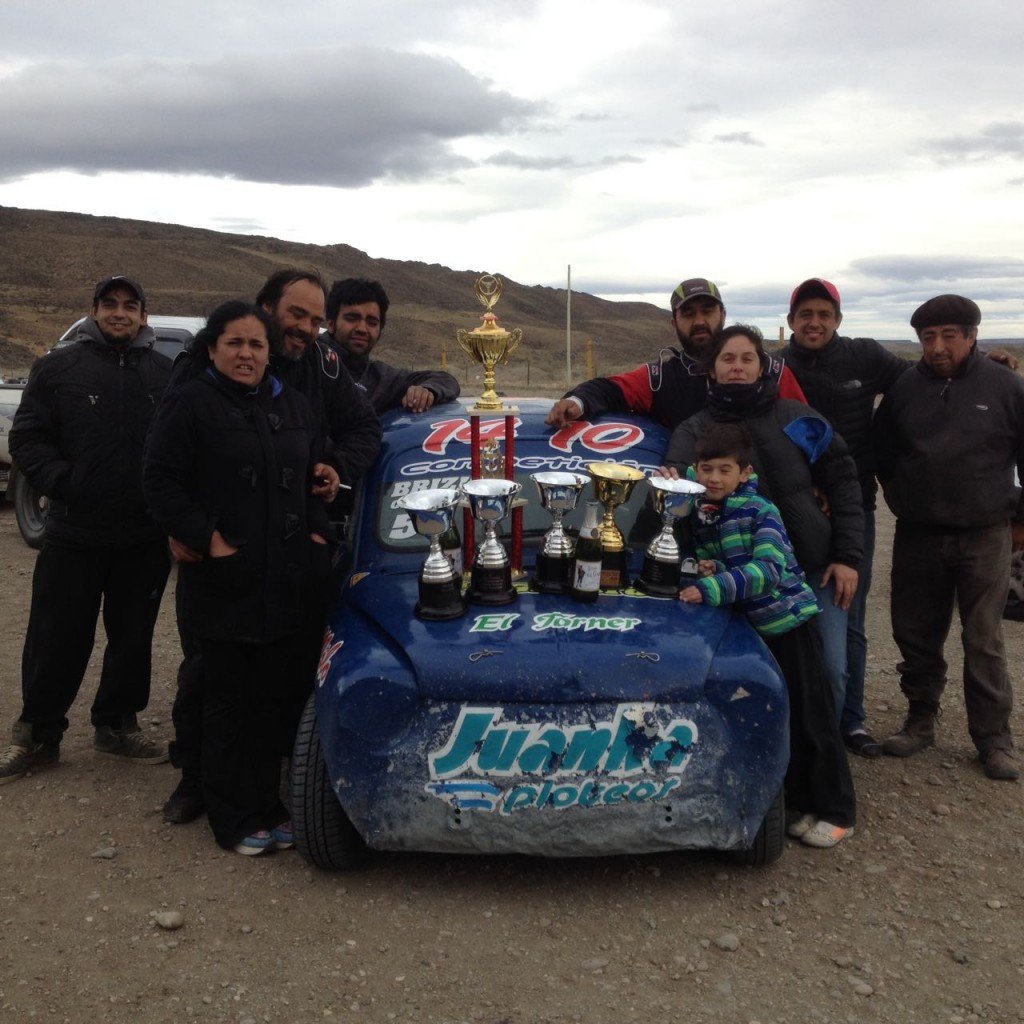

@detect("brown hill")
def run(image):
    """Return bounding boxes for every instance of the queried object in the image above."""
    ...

[0,206,671,393]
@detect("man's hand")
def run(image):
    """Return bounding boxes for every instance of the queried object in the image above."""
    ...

[402,385,435,413]
[545,398,583,428]
[312,462,341,503]
[820,563,859,610]
[1012,521,1024,552]
[679,586,703,604]
[168,536,202,563]
[986,348,1020,372]
[209,530,238,558]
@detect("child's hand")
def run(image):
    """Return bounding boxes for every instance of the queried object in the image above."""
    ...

[654,465,681,480]
[697,560,716,577]
[679,586,703,604]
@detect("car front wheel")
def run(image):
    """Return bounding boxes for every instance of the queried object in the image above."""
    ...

[727,787,785,867]
[291,693,367,870]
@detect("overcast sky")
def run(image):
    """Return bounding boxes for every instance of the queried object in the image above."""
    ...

[2,0,1023,338]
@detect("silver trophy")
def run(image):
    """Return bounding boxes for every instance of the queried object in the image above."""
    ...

[638,477,706,597]
[531,471,589,593]
[399,488,466,620]
[463,478,521,605]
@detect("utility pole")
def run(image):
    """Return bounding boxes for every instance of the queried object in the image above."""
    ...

[566,264,572,389]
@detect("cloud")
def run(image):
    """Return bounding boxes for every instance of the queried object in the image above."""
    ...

[928,121,1024,164]
[850,255,1024,285]
[483,150,642,171]
[713,132,765,147]
[0,50,537,187]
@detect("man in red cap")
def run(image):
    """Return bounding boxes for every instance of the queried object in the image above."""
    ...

[781,278,911,758]
[873,295,1023,781]
[1,276,172,783]
[546,278,806,430]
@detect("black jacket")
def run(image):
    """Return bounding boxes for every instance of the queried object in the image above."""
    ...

[144,370,331,643]
[665,399,864,573]
[336,345,461,414]
[10,319,172,547]
[873,347,1024,529]
[781,334,910,511]
[169,337,382,487]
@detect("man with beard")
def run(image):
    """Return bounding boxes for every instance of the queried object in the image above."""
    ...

[325,277,460,413]
[1,276,171,784]
[161,268,381,823]
[545,278,806,430]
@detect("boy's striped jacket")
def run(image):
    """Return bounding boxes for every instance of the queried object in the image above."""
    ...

[688,471,820,636]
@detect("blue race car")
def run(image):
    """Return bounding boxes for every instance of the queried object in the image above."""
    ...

[291,399,789,868]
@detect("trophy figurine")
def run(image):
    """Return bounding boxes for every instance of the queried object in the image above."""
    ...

[586,462,646,590]
[398,489,466,620]
[637,477,706,597]
[462,478,521,604]
[456,275,523,412]
[530,471,589,593]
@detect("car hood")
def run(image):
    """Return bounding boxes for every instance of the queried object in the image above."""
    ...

[338,572,763,704]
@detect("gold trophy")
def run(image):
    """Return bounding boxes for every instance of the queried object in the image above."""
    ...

[456,274,522,411]
[586,462,646,590]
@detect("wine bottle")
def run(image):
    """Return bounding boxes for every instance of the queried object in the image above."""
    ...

[570,501,602,604]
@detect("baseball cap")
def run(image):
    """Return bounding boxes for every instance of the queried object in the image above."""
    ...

[789,278,841,315]
[93,275,147,309]
[670,278,724,313]
[910,294,981,332]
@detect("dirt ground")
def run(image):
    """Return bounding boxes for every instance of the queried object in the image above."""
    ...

[1,502,1022,1024]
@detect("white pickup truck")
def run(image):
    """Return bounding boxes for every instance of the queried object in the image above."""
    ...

[1,315,204,546]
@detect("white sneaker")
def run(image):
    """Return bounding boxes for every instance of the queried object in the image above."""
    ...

[786,813,816,839]
[801,820,854,848]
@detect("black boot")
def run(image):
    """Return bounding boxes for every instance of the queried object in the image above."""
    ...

[162,771,205,823]
[882,701,938,758]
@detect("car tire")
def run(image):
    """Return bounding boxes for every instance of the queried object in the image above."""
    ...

[727,787,785,867]
[291,693,368,870]
[11,470,47,549]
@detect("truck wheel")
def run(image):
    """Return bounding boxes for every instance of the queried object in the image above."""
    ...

[12,471,47,549]
[291,693,367,870]
[727,787,785,867]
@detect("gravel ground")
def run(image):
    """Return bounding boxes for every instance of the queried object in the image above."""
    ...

[1,502,1022,1024]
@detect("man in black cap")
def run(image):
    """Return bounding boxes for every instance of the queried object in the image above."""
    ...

[873,294,1024,781]
[1,276,172,784]
[325,278,460,414]
[546,278,805,430]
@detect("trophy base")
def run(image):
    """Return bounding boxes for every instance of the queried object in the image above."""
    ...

[531,551,572,594]
[468,564,517,605]
[599,549,629,591]
[416,578,467,621]
[637,555,682,598]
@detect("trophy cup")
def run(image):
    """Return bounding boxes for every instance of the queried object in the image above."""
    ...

[463,478,521,604]
[530,471,589,593]
[398,489,466,620]
[586,462,646,590]
[637,477,706,597]
[456,275,523,412]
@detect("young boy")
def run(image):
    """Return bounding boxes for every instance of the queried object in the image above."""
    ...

[678,422,856,848]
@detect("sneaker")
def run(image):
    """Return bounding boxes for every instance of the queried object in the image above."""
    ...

[94,725,169,765]
[233,831,274,856]
[844,730,882,759]
[786,812,817,838]
[0,740,59,785]
[981,749,1020,781]
[270,821,295,850]
[162,775,206,824]
[801,820,855,848]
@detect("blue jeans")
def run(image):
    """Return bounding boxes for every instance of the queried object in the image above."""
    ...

[841,511,875,735]
[812,573,850,726]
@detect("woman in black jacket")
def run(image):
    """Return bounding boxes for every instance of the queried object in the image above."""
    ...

[144,301,330,856]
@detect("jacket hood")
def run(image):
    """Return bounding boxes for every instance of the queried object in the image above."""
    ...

[75,317,156,351]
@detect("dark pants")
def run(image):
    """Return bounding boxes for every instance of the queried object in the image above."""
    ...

[170,588,325,780]
[764,618,857,828]
[841,509,875,735]
[891,520,1014,754]
[19,539,170,746]
[199,635,307,849]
